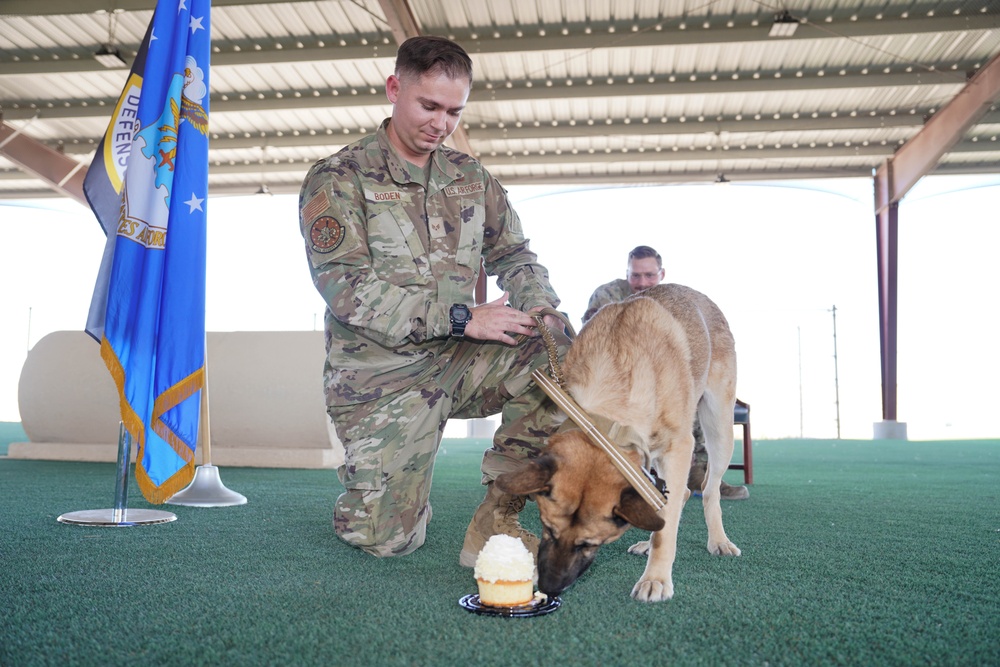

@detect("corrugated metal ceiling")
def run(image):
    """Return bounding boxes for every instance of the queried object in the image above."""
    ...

[1,0,998,197]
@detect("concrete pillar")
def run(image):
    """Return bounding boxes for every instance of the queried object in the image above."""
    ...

[873,420,908,440]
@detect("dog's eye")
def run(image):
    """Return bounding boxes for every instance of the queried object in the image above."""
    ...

[611,515,629,528]
[534,488,551,499]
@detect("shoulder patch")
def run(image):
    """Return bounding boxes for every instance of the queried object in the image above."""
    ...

[310,216,346,254]
[444,181,486,197]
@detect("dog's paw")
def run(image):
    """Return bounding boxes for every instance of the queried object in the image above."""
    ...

[627,540,650,556]
[631,578,674,603]
[707,539,741,557]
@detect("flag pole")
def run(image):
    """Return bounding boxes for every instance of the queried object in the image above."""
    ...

[57,422,178,527]
[166,335,247,507]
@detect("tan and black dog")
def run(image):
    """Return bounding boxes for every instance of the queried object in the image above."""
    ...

[496,283,741,603]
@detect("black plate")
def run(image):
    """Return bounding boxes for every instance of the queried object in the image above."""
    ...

[458,593,561,618]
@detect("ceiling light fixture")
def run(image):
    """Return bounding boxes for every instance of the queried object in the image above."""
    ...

[94,44,127,68]
[769,10,800,37]
[95,8,127,68]
[256,146,273,196]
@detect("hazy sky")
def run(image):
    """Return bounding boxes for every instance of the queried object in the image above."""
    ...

[2,175,997,440]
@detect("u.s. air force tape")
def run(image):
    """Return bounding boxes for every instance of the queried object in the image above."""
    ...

[309,216,346,253]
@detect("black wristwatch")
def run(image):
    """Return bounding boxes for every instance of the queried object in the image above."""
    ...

[449,303,472,338]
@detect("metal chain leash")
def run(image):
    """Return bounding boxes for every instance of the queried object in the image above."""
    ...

[529,308,576,389]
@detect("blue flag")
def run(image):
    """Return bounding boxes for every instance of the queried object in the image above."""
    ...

[84,0,211,503]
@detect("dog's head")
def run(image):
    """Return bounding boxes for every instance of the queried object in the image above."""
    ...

[495,430,665,597]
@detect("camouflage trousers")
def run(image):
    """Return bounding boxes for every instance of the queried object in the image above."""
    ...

[327,331,569,558]
[692,416,708,463]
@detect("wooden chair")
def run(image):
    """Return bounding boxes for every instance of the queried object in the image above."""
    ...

[729,398,753,484]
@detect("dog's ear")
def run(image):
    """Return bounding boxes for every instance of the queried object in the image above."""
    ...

[495,455,556,496]
[614,487,666,532]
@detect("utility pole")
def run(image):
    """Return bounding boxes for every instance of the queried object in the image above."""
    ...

[797,325,804,438]
[831,305,841,439]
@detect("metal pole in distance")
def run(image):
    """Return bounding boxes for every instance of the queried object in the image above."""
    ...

[57,422,178,527]
[166,342,247,508]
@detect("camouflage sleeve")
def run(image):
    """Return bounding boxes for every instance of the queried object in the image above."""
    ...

[298,159,448,349]
[480,173,560,312]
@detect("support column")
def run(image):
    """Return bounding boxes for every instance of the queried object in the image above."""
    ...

[873,202,907,440]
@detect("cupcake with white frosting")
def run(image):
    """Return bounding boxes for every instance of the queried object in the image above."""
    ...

[473,534,535,606]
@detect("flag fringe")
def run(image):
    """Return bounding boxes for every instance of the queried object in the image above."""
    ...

[134,456,196,505]
[152,365,205,463]
[101,336,202,504]
[100,336,147,453]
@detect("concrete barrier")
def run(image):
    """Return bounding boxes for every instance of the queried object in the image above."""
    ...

[11,330,344,468]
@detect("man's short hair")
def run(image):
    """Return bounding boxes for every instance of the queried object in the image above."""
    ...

[628,245,662,269]
[395,36,474,84]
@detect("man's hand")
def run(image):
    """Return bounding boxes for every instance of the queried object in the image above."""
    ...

[465,292,542,345]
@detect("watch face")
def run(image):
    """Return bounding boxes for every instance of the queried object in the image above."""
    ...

[452,305,470,323]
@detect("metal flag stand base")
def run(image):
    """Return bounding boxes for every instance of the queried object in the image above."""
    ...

[166,465,247,507]
[57,423,177,527]
[165,370,246,508]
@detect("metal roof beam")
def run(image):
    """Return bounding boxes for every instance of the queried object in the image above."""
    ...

[3,160,996,199]
[4,14,996,77]
[436,15,1000,56]
[17,127,1000,161]
[28,113,926,155]
[1,0,317,14]
[377,0,421,45]
[875,51,1000,210]
[0,121,86,203]
[2,68,974,122]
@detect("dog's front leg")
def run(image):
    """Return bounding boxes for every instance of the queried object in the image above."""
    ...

[632,459,686,602]
[630,509,679,602]
[630,434,691,602]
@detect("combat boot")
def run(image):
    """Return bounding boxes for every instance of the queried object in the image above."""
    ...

[720,480,750,500]
[687,459,750,500]
[459,482,539,567]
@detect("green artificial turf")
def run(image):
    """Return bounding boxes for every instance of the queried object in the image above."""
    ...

[1,437,998,666]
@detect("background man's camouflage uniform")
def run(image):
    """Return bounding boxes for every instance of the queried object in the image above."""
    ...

[299,119,567,557]
[582,278,631,323]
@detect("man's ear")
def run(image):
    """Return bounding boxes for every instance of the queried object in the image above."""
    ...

[495,455,557,496]
[614,487,666,532]
[385,74,401,103]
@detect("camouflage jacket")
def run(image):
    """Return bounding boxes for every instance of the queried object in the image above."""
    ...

[582,278,631,323]
[299,120,560,406]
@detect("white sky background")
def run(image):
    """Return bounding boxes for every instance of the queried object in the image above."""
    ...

[1,175,998,440]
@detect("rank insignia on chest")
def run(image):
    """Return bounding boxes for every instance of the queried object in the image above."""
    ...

[428,216,447,239]
[310,216,346,253]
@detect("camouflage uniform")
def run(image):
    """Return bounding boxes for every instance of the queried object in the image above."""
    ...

[582,278,631,324]
[298,119,568,557]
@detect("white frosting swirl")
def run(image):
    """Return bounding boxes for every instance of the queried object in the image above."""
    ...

[473,535,535,583]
